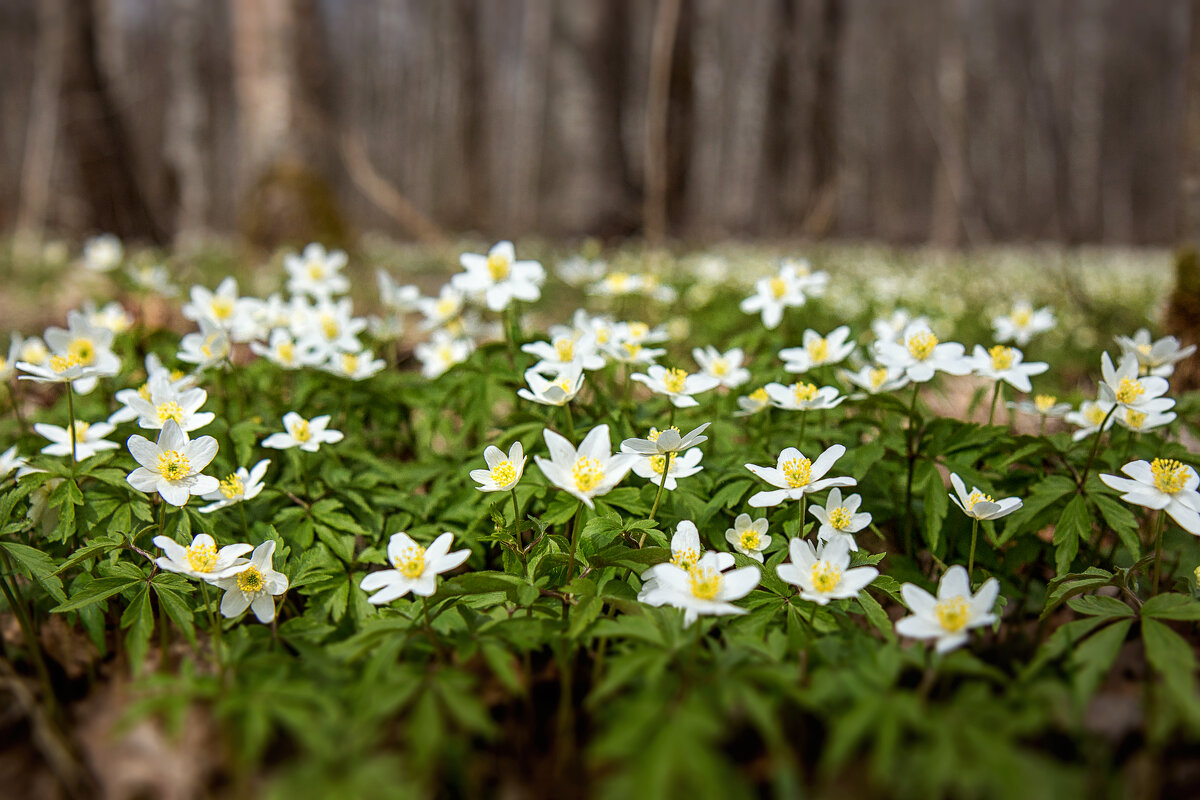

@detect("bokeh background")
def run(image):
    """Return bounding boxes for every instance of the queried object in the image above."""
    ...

[1,0,1197,253]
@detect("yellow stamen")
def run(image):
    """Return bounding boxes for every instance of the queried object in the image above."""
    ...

[487,252,511,281]
[210,297,234,320]
[662,368,689,393]
[869,367,889,389]
[237,565,265,593]
[988,345,1015,371]
[650,453,673,475]
[688,566,721,600]
[1124,409,1147,430]
[157,450,190,481]
[738,529,761,552]
[156,401,185,425]
[966,489,993,511]
[319,314,339,340]
[810,561,842,593]
[710,357,729,376]
[185,541,218,572]
[1011,307,1033,327]
[828,507,852,530]
[1150,458,1189,494]
[769,276,788,299]
[782,457,812,488]
[1034,394,1056,413]
[1115,376,1145,405]
[50,354,81,373]
[490,460,518,488]
[554,338,575,362]
[671,547,700,571]
[792,382,818,404]
[393,544,426,578]
[219,473,244,499]
[935,596,970,633]
[67,338,96,366]
[907,331,938,361]
[807,337,829,363]
[750,387,769,405]
[1084,404,1107,426]
[290,419,312,443]
[572,457,605,493]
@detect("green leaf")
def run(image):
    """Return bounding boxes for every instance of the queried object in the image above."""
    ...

[1089,492,1141,558]
[1041,567,1114,619]
[121,585,155,676]
[52,576,143,613]
[921,469,949,552]
[1070,618,1132,705]
[1000,475,1075,545]
[0,541,66,602]
[1066,594,1134,619]
[1142,593,1200,621]
[1142,617,1198,696]
[1053,494,1090,574]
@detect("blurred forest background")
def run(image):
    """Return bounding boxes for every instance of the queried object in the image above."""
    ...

[2,0,1199,253]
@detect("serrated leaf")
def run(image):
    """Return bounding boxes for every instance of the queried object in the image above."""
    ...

[1142,593,1200,621]
[0,541,65,602]
[52,576,143,613]
[1053,494,1090,574]
[1066,594,1134,619]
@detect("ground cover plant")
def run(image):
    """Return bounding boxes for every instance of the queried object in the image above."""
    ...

[0,238,1198,799]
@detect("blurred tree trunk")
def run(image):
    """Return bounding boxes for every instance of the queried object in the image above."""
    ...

[166,0,210,250]
[802,0,843,238]
[930,0,971,247]
[1183,0,1200,245]
[642,0,682,245]
[230,0,346,248]
[59,0,163,242]
[13,0,65,262]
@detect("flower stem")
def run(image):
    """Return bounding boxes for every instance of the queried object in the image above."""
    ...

[0,549,58,721]
[646,459,670,529]
[565,502,584,588]
[5,382,27,435]
[510,489,523,546]
[1078,405,1118,489]
[987,382,1002,426]
[198,579,225,679]
[64,382,78,466]
[421,596,448,660]
[968,518,980,583]
[798,410,808,449]
[562,402,576,439]
[156,500,167,541]
[1152,510,1168,595]
[798,494,807,537]
[238,503,250,539]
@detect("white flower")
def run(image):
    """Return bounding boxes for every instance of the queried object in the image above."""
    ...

[452,240,545,312]
[417,285,466,330]
[470,442,526,492]
[692,346,751,389]
[294,297,368,359]
[745,444,855,507]
[948,473,1022,520]
[992,301,1055,346]
[360,532,471,603]
[734,387,772,417]
[1007,394,1071,419]
[153,532,251,581]
[522,333,605,374]
[250,328,322,370]
[557,255,607,287]
[873,324,972,384]
[110,355,196,424]
[1065,399,1117,441]
[177,318,232,369]
[872,309,929,344]
[0,446,26,479]
[840,364,909,396]
[810,488,871,551]
[517,365,585,407]
[1098,352,1174,413]
[1100,459,1200,535]
[764,381,844,411]
[638,551,759,626]
[182,277,259,342]
[895,566,1000,653]
[126,420,220,507]
[640,520,735,604]
[631,365,720,408]
[533,424,637,509]
[620,422,710,457]
[262,413,344,453]
[587,270,642,298]
[213,540,288,622]
[126,375,214,432]
[780,326,855,373]
[128,263,179,296]
[601,321,668,365]
[81,234,124,272]
[19,311,121,392]
[739,264,806,330]
[324,350,385,380]
[1114,329,1197,378]
[1114,406,1176,434]
[200,459,270,513]
[968,345,1049,393]
[35,420,119,461]
[415,331,472,379]
[285,243,350,298]
[630,446,703,491]
[725,514,771,562]
[0,335,22,381]
[776,537,877,605]
[82,300,133,334]
[377,270,422,313]
[16,335,49,367]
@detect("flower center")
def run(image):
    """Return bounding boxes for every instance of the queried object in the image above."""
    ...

[319,314,339,340]
[307,264,325,280]
[608,272,631,291]
[290,419,312,442]
[237,565,265,594]
[688,566,721,600]
[487,252,511,281]
[277,341,295,364]
[68,338,96,365]
[907,331,938,361]
[810,561,842,593]
[70,420,90,444]
[393,545,426,578]
[869,368,889,389]
[1151,458,1188,494]
[769,276,788,299]
[750,387,769,404]
[1084,404,1107,426]
[490,460,518,488]
[185,541,219,572]
[647,426,678,444]
[738,529,761,551]
[136,382,152,400]
[554,338,575,361]
[22,341,47,364]
[1011,308,1032,327]
[650,453,673,475]
[966,489,993,511]
[157,450,191,481]
[671,547,700,571]
[622,342,642,360]
[1124,409,1147,429]
[1116,376,1145,405]
[792,382,818,404]
[210,297,234,320]
[219,473,245,499]
[156,401,185,425]
[935,596,970,633]
[662,368,689,393]
[782,457,812,488]
[1136,343,1153,356]
[436,297,459,317]
[711,358,729,376]
[1034,394,1057,413]
[50,354,81,373]
[628,322,649,339]
[572,457,605,493]
[988,345,1015,371]
[807,337,829,363]
[828,506,852,530]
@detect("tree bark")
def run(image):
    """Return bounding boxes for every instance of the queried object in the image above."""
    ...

[166,0,211,250]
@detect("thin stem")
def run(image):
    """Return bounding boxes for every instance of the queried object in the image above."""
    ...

[562,402,576,439]
[198,579,225,679]
[421,596,448,660]
[646,456,671,527]
[238,502,250,539]
[510,489,523,544]
[798,494,807,537]
[5,382,27,435]
[64,382,78,466]
[0,551,58,720]
[798,410,808,449]
[1152,510,1167,595]
[968,518,980,583]
[564,502,584,588]
[156,500,167,541]
[987,382,1002,426]
[1079,405,1118,489]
